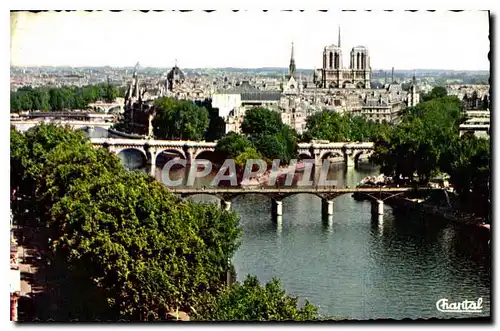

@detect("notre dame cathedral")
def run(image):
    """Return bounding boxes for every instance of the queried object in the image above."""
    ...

[313,27,371,89]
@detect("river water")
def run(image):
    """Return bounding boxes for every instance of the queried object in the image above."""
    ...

[87,129,491,320]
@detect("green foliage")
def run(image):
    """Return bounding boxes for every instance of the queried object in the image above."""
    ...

[200,275,318,321]
[234,147,263,168]
[253,134,288,163]
[421,86,448,102]
[304,111,389,142]
[439,133,490,216]
[240,107,298,164]
[11,124,243,320]
[195,99,226,142]
[241,107,283,136]
[49,174,241,319]
[153,97,209,141]
[11,124,323,321]
[10,84,119,112]
[215,132,254,159]
[371,96,463,184]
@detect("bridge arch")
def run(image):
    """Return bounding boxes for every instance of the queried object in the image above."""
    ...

[155,147,187,161]
[353,149,373,165]
[298,151,313,160]
[192,149,218,162]
[115,148,148,170]
[280,192,325,201]
[318,150,344,162]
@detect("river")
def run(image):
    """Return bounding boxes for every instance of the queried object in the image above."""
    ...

[87,129,491,320]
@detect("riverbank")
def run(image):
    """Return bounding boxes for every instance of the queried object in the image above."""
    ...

[385,195,488,229]
[108,127,146,139]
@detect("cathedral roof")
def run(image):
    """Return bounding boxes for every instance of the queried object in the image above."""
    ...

[241,91,282,102]
[167,66,185,80]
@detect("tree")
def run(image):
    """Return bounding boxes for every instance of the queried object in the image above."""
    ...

[11,124,243,320]
[253,134,289,164]
[196,99,226,142]
[48,172,241,319]
[153,98,209,141]
[439,133,490,216]
[370,96,464,184]
[305,111,387,142]
[200,275,318,321]
[234,147,263,168]
[421,86,448,102]
[103,78,118,103]
[10,84,119,112]
[241,107,283,137]
[215,132,254,159]
[12,124,322,321]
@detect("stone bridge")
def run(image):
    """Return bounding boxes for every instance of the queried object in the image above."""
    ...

[91,138,375,176]
[11,120,114,133]
[87,101,124,114]
[168,186,439,219]
[297,142,374,167]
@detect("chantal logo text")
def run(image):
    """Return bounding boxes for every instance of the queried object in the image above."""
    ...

[436,298,483,313]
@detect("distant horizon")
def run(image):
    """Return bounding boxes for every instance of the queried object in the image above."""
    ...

[11,11,490,70]
[10,65,491,73]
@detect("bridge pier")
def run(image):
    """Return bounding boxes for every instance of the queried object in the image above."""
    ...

[147,150,158,178]
[371,199,384,215]
[221,200,231,211]
[321,199,334,217]
[272,199,283,218]
[314,155,323,168]
[345,152,355,168]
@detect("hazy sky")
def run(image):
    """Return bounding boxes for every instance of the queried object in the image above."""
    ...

[10,10,490,70]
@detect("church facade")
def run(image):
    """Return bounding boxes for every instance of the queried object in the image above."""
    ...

[313,28,371,89]
[216,30,421,135]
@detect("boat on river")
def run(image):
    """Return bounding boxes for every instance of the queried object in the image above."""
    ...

[357,174,393,187]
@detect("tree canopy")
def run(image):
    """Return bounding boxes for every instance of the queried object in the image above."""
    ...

[153,97,210,141]
[11,84,119,112]
[370,96,463,184]
[421,86,448,102]
[11,124,320,321]
[303,111,390,143]
[201,275,318,321]
[369,95,490,217]
[239,107,298,164]
[214,132,254,159]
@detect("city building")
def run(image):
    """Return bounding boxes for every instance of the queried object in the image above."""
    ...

[459,110,490,138]
[122,69,156,137]
[314,28,371,89]
[216,32,418,135]
[446,84,490,110]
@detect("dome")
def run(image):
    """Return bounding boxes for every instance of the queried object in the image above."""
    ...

[167,66,185,81]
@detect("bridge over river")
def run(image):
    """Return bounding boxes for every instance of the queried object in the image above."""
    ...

[91,137,375,173]
[168,186,441,220]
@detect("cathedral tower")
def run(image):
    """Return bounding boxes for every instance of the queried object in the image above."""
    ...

[289,42,296,79]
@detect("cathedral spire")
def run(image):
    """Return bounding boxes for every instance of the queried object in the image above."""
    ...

[338,26,341,48]
[412,71,416,85]
[289,42,296,79]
